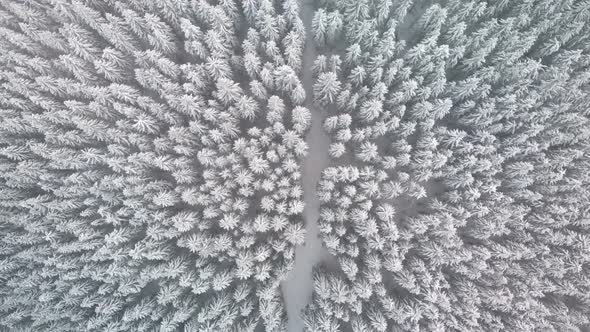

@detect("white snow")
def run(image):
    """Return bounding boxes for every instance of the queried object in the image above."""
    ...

[280,1,335,331]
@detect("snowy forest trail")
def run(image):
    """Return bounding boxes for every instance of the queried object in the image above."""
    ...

[280,1,334,331]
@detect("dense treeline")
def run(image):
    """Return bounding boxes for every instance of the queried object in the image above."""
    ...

[0,0,309,331]
[305,0,590,331]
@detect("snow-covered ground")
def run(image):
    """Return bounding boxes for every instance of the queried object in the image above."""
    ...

[280,1,335,331]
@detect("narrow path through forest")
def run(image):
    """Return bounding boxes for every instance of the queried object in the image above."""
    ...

[280,1,334,331]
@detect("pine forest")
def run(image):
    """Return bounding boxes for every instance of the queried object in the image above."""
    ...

[0,0,590,331]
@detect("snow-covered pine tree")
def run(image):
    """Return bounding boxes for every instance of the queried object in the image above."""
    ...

[305,0,590,331]
[0,0,308,331]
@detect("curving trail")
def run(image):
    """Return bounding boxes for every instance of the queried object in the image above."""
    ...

[280,1,334,331]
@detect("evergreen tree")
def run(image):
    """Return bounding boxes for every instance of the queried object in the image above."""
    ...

[0,0,308,331]
[305,0,590,331]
